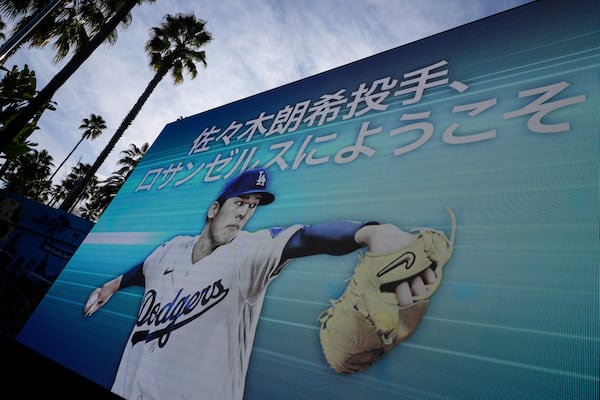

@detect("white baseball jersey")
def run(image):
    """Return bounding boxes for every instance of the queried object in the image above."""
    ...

[111,225,302,400]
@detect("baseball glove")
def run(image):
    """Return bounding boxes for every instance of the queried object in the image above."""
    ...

[318,208,457,374]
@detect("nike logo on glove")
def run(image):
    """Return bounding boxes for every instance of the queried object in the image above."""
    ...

[376,251,416,277]
[164,267,174,275]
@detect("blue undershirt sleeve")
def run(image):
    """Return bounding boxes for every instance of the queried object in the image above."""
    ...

[281,220,379,261]
[119,262,144,288]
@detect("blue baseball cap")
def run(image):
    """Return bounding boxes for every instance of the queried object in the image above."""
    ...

[216,168,275,205]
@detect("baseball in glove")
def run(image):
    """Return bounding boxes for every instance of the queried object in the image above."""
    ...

[318,208,457,374]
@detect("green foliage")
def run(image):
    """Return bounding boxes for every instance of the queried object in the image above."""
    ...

[0,0,141,63]
[0,0,154,160]
[0,64,55,158]
[146,13,212,84]
[76,142,149,221]
[0,148,54,201]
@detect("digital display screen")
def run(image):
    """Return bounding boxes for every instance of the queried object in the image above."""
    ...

[16,0,599,399]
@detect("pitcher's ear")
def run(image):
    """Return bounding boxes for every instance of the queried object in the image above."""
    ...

[207,201,220,219]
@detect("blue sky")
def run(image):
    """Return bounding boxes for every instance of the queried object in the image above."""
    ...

[5,0,531,183]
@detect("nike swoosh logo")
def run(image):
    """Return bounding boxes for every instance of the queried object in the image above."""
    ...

[376,251,416,278]
[164,268,174,275]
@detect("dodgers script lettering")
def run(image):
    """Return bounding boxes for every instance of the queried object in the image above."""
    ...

[131,279,229,347]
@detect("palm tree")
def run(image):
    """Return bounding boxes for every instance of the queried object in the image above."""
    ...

[113,141,149,181]
[0,64,56,161]
[1,0,125,64]
[47,113,106,184]
[59,12,212,212]
[46,182,66,207]
[51,161,98,212]
[79,141,148,221]
[0,0,155,155]
[0,0,61,63]
[1,148,53,201]
[0,12,6,41]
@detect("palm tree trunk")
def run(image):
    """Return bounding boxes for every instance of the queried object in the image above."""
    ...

[0,0,63,65]
[33,136,84,199]
[59,66,168,212]
[0,0,140,153]
[49,136,84,183]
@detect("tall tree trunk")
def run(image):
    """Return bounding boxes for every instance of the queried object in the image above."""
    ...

[0,0,63,65]
[59,66,168,212]
[49,136,84,183]
[33,136,84,198]
[0,0,140,153]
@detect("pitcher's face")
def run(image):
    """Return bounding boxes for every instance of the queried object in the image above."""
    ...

[208,194,262,245]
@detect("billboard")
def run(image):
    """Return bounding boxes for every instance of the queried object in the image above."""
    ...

[0,191,94,340]
[16,0,599,399]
